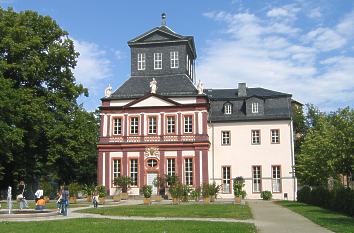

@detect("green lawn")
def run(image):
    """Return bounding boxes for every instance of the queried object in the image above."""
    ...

[277,201,354,233]
[0,200,89,210]
[79,203,252,219]
[0,218,256,233]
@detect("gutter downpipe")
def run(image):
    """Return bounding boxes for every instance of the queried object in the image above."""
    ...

[289,99,297,201]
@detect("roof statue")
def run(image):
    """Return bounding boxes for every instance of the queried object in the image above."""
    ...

[161,13,167,26]
[150,78,157,94]
[197,80,204,95]
[104,84,112,98]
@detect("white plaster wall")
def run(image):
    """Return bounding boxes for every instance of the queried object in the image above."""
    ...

[131,96,174,107]
[170,97,196,104]
[208,120,296,200]
[103,114,107,136]
[182,151,194,156]
[165,151,177,156]
[127,152,140,157]
[110,99,133,106]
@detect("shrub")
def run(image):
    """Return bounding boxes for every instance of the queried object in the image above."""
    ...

[297,186,311,203]
[310,186,331,208]
[181,184,191,202]
[166,174,179,186]
[68,183,81,198]
[233,176,246,198]
[261,191,272,200]
[141,185,152,198]
[169,182,183,199]
[82,184,95,197]
[97,185,107,198]
[114,176,132,193]
[209,182,221,198]
[190,186,201,201]
[201,183,210,198]
[39,180,52,197]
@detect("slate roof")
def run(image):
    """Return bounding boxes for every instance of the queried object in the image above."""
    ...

[106,75,199,100]
[205,88,292,122]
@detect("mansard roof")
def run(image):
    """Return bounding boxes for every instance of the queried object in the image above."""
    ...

[128,25,197,58]
[205,88,292,122]
[106,74,199,100]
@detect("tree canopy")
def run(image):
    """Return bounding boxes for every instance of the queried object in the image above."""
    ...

[0,7,98,193]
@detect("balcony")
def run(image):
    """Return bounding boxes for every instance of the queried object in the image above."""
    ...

[99,134,209,144]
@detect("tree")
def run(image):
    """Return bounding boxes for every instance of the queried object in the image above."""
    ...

[0,7,98,192]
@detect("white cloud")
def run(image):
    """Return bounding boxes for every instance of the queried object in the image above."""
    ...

[266,5,300,22]
[308,8,322,19]
[73,39,113,110]
[199,7,354,110]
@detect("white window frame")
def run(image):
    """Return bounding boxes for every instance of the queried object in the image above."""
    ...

[186,55,189,72]
[167,158,175,176]
[113,159,121,180]
[272,166,281,193]
[167,116,175,134]
[170,51,179,68]
[222,166,231,194]
[251,130,261,145]
[253,166,262,193]
[154,52,162,70]
[221,131,231,145]
[252,102,259,113]
[130,159,138,186]
[185,158,193,185]
[148,116,157,134]
[271,129,280,144]
[137,53,146,70]
[113,118,122,135]
[224,104,232,115]
[130,117,139,134]
[184,115,193,133]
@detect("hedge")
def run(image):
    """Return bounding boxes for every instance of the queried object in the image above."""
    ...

[297,186,354,217]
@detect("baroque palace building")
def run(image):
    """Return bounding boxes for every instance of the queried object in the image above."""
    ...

[97,14,297,200]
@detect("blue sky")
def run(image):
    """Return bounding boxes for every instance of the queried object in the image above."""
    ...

[1,0,354,112]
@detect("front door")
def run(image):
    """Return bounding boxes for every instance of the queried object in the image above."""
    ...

[147,173,158,195]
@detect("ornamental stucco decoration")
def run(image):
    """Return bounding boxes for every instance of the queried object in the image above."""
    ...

[144,146,160,160]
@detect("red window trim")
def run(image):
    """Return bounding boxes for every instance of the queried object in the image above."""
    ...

[111,117,123,136]
[111,158,122,187]
[128,158,139,187]
[183,157,194,185]
[165,114,177,135]
[128,115,140,136]
[183,114,194,135]
[147,115,159,135]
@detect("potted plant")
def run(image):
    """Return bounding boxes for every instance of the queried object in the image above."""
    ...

[181,184,191,202]
[190,186,201,202]
[68,183,81,204]
[209,182,221,202]
[202,183,210,204]
[233,176,246,204]
[169,182,183,204]
[261,191,272,200]
[142,185,153,205]
[82,184,95,202]
[153,175,166,201]
[114,176,132,200]
[165,174,179,199]
[97,185,107,204]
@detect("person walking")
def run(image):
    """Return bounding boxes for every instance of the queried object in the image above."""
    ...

[17,181,28,210]
[92,187,99,208]
[56,188,63,214]
[61,186,69,216]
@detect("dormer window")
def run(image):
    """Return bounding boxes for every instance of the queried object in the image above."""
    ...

[154,53,162,69]
[137,53,146,70]
[170,51,179,68]
[252,102,259,113]
[224,104,232,115]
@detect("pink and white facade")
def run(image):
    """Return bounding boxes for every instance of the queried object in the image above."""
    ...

[97,17,297,200]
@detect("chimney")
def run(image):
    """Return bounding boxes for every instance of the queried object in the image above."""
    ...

[238,83,247,97]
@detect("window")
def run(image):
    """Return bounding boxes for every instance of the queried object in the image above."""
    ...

[224,104,232,115]
[147,159,157,168]
[113,118,122,135]
[185,158,193,185]
[184,115,193,133]
[271,129,280,144]
[186,55,189,72]
[167,158,175,176]
[251,130,261,144]
[272,166,281,192]
[137,53,146,70]
[148,116,157,134]
[130,117,139,134]
[154,53,162,69]
[252,102,259,113]
[167,116,175,134]
[130,159,138,186]
[222,166,231,193]
[222,131,231,145]
[170,51,179,68]
[113,159,121,180]
[253,166,262,192]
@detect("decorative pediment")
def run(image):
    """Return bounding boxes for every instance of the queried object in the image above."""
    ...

[128,27,184,44]
[124,94,181,108]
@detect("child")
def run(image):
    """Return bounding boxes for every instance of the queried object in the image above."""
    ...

[92,188,99,208]
[35,196,46,210]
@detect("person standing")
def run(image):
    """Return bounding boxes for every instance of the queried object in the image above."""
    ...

[18,181,28,209]
[61,186,69,216]
[56,187,63,214]
[34,187,43,203]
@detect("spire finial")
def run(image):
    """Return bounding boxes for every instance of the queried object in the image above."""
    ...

[161,13,166,26]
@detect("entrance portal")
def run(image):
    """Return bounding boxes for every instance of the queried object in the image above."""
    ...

[147,173,158,195]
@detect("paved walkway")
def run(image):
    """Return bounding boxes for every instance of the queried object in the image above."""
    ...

[248,200,334,233]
